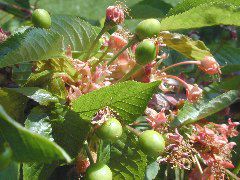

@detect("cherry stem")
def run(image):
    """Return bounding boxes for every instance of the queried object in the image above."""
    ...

[194,155,203,174]
[126,125,141,137]
[118,64,142,82]
[84,23,111,60]
[91,47,111,72]
[158,61,201,74]
[83,140,94,165]
[107,37,138,65]
[158,74,189,89]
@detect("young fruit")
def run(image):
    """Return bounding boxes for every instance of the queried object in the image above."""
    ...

[135,19,161,40]
[135,40,157,65]
[96,117,122,142]
[139,130,165,157]
[86,163,112,180]
[0,143,13,170]
[32,9,51,29]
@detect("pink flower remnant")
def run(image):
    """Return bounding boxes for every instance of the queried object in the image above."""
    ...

[106,5,125,25]
[198,56,221,75]
[190,120,239,179]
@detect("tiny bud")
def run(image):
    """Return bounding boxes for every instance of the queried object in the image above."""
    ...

[199,56,221,75]
[106,5,125,25]
[186,84,202,103]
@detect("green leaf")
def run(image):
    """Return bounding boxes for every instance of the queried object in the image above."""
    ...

[0,28,64,68]
[160,31,212,60]
[0,88,28,122]
[144,161,160,180]
[110,131,147,179]
[25,106,52,139]
[159,1,240,31]
[23,107,59,180]
[0,162,19,180]
[97,141,111,164]
[171,90,240,127]
[23,163,57,180]
[129,0,172,19]
[8,87,58,106]
[2,0,30,9]
[12,62,33,86]
[51,108,90,157]
[210,44,240,74]
[51,15,99,52]
[72,81,160,123]
[205,76,240,93]
[0,105,71,163]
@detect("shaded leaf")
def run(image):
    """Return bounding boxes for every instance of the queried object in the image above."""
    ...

[0,106,71,163]
[171,90,240,127]
[51,108,90,157]
[0,161,19,180]
[0,88,28,122]
[22,163,57,180]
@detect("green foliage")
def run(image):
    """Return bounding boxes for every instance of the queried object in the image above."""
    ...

[0,162,19,180]
[51,108,90,157]
[210,44,240,74]
[12,62,33,85]
[51,15,100,52]
[144,161,160,180]
[171,90,240,127]
[160,32,212,60]
[25,70,67,99]
[72,81,160,123]
[2,0,30,9]
[110,131,147,179]
[159,0,240,31]
[0,28,64,68]
[22,163,57,180]
[9,87,58,106]
[0,106,71,163]
[25,107,52,139]
[0,88,28,122]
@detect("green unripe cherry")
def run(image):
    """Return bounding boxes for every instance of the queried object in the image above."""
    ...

[86,163,112,180]
[96,117,122,142]
[139,130,165,157]
[32,9,51,29]
[0,144,13,170]
[135,40,157,65]
[135,18,161,40]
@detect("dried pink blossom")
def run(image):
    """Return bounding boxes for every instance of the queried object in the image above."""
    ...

[0,28,8,43]
[106,5,125,24]
[198,56,221,75]
[108,33,128,50]
[186,84,203,103]
[145,107,167,129]
[215,118,240,138]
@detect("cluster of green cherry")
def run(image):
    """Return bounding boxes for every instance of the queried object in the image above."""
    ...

[0,8,167,180]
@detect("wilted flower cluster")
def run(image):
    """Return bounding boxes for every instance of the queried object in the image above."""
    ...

[189,119,239,179]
